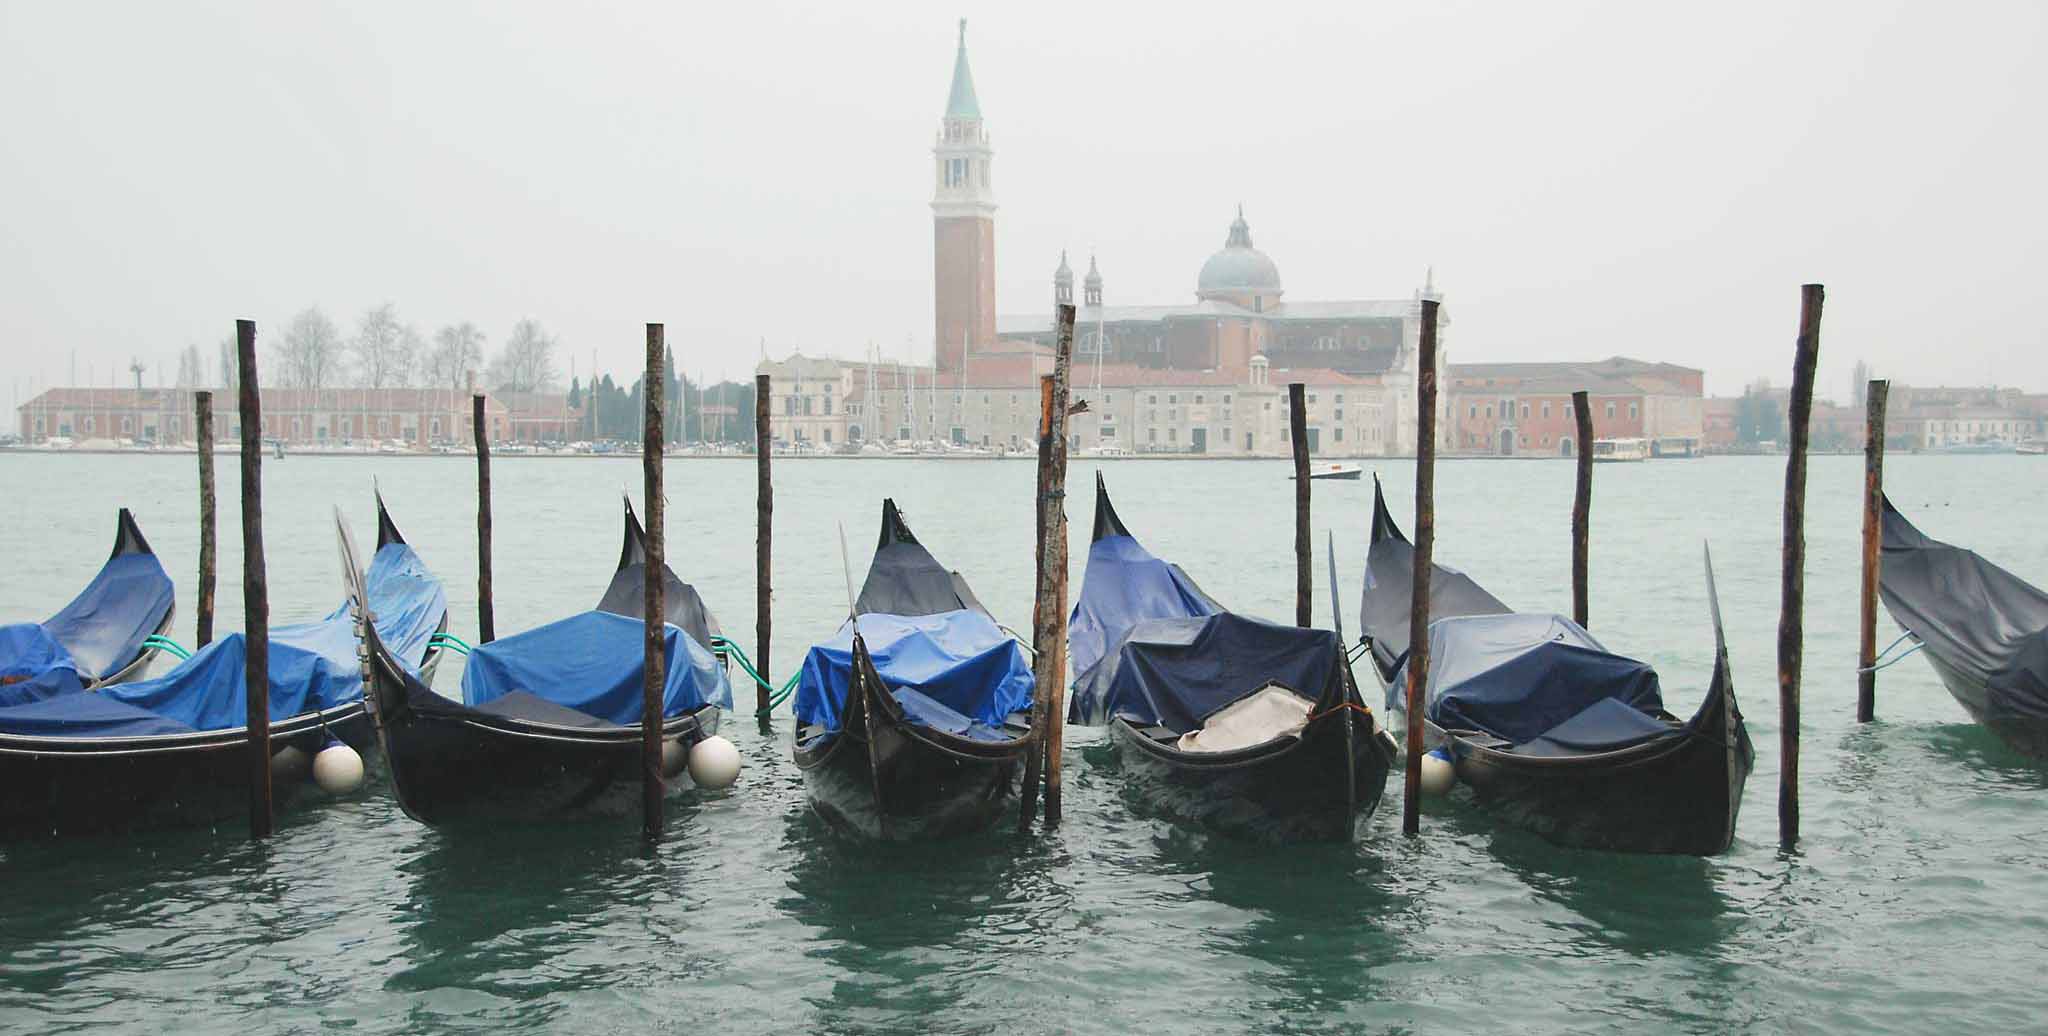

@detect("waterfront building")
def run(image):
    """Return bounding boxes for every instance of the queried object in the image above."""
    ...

[14,387,517,446]
[1443,357,1706,457]
[759,24,1443,458]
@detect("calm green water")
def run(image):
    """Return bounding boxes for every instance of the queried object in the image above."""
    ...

[1,452,2043,1034]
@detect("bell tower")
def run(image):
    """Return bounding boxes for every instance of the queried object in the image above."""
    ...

[932,19,996,372]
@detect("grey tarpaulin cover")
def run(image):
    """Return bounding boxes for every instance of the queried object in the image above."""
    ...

[1359,476,1510,677]
[1879,496,2048,724]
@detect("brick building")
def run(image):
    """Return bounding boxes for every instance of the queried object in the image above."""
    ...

[1444,357,1705,457]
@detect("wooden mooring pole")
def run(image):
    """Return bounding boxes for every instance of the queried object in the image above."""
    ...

[195,391,217,648]
[234,320,272,840]
[1571,389,1593,629]
[755,373,773,719]
[1289,383,1311,627]
[1779,284,1823,850]
[1402,299,1441,838]
[642,325,667,839]
[1856,379,1890,723]
[1020,304,1077,829]
[472,391,495,644]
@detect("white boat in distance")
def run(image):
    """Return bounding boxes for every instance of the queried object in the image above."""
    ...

[1290,462,1363,481]
[1592,438,1649,463]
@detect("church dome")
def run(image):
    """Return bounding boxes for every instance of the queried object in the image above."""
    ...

[1196,207,1282,302]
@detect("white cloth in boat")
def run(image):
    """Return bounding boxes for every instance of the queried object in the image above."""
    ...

[1175,683,1314,753]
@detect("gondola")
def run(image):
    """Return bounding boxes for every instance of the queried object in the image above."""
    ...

[349,501,731,827]
[0,495,447,837]
[1358,477,1751,855]
[1877,496,2048,758]
[792,499,1034,840]
[1,509,175,703]
[1067,475,1393,841]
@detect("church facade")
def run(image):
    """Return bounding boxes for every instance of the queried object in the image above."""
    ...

[760,22,1448,457]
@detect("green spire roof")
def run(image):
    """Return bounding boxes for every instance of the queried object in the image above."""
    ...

[946,18,981,119]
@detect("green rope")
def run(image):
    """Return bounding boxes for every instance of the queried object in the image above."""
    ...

[712,637,802,718]
[142,634,192,661]
[428,633,473,656]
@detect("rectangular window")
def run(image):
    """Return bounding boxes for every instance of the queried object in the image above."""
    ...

[1521,404,1530,419]
[1148,428,1157,443]
[1606,403,1616,419]
[1222,395,1232,406]
[1148,394,1158,404]
[1194,394,1205,404]
[1334,427,1345,442]
[1629,403,1639,419]
[1542,402,1551,418]
[1168,394,1178,404]
[1335,408,1344,421]
[1168,428,1178,442]
[1336,394,1344,404]
[1307,393,1318,404]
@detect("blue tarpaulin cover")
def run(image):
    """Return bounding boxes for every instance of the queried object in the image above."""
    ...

[1070,613,1343,732]
[43,551,176,682]
[795,610,1034,735]
[1068,533,1221,681]
[0,541,446,739]
[1392,612,1667,749]
[462,610,732,725]
[0,623,86,705]
[0,692,197,738]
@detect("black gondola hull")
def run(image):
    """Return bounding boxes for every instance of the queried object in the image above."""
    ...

[793,674,1025,841]
[0,705,375,837]
[1923,651,2048,759]
[1109,707,1391,842]
[1395,678,1753,855]
[368,648,721,828]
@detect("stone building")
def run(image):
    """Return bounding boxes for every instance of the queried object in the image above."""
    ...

[1444,358,1705,457]
[759,24,1442,458]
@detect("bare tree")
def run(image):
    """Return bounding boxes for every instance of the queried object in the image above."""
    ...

[488,318,560,393]
[274,307,345,390]
[175,344,205,388]
[217,336,237,391]
[426,322,486,390]
[351,303,418,388]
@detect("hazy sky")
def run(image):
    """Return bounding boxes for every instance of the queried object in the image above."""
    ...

[3,0,2043,405]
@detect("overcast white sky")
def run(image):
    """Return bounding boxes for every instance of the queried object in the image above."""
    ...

[3,0,2043,405]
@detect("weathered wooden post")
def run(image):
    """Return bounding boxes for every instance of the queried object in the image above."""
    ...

[195,390,217,648]
[1779,284,1823,849]
[642,324,667,838]
[1572,389,1594,629]
[472,392,495,643]
[1289,383,1311,627]
[1402,299,1441,838]
[234,320,272,840]
[754,373,773,719]
[1020,304,1077,829]
[1857,379,1890,723]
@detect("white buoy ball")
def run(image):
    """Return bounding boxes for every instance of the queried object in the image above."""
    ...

[660,737,689,779]
[686,735,741,790]
[1418,749,1457,797]
[270,745,311,784]
[312,743,366,795]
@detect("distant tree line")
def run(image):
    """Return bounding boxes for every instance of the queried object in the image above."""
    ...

[567,346,757,443]
[169,304,560,395]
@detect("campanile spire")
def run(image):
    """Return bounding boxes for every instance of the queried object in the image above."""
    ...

[932,19,997,369]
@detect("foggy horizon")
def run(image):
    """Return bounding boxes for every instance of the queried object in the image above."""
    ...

[4,0,2044,406]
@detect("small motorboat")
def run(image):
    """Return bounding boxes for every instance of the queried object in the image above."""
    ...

[1291,462,1363,481]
